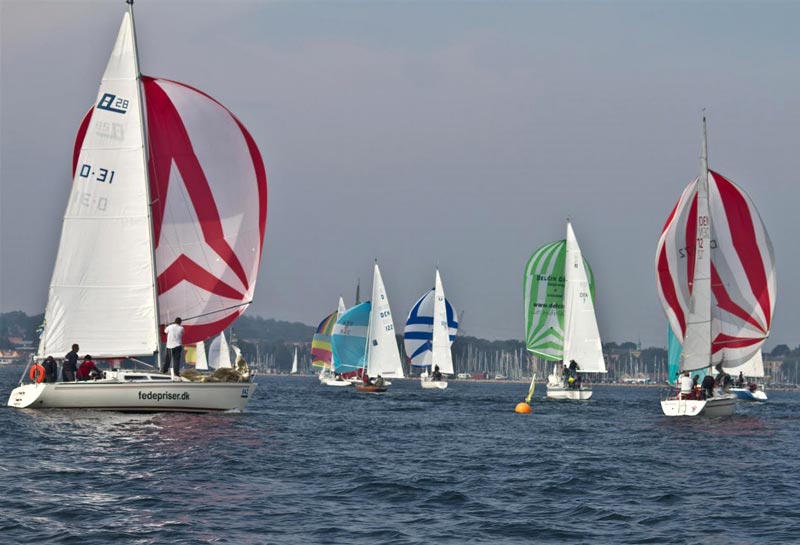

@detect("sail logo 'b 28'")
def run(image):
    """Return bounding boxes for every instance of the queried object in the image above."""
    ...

[73,78,267,345]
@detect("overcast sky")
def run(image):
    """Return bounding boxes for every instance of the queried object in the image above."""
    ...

[1,0,798,349]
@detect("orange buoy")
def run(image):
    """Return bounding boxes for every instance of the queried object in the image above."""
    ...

[29,363,46,384]
[515,402,532,414]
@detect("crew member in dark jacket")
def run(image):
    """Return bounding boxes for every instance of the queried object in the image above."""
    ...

[701,374,716,399]
[42,356,58,383]
[63,343,79,382]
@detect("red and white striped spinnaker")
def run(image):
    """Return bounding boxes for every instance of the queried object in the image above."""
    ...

[655,132,775,371]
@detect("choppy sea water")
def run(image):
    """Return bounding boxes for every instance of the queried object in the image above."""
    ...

[1,365,799,545]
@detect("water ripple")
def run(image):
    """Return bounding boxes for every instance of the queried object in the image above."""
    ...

[2,369,800,544]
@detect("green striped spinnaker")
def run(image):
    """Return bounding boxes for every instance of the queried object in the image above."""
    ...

[523,240,595,360]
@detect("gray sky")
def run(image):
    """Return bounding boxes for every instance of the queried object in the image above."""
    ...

[1,1,798,349]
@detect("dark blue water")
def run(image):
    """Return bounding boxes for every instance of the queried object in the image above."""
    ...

[1,365,799,545]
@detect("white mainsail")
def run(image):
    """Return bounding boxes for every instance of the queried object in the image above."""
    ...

[38,14,158,359]
[431,269,454,375]
[562,222,606,372]
[366,262,403,378]
[680,122,713,372]
[291,347,298,374]
[208,332,232,369]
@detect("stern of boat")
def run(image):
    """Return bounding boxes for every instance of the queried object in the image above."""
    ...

[421,379,448,390]
[7,383,48,409]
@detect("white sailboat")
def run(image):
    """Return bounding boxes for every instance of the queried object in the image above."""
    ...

[331,262,402,392]
[656,118,775,417]
[524,221,606,400]
[8,4,266,412]
[194,341,209,372]
[404,269,458,389]
[290,347,299,374]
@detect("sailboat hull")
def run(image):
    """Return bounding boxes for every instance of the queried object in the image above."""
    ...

[729,387,768,401]
[421,379,448,389]
[8,375,256,412]
[660,394,736,417]
[322,379,352,387]
[546,385,592,400]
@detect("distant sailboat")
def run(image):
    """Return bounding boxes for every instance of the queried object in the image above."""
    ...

[195,341,209,372]
[523,220,606,400]
[726,351,768,401]
[313,297,351,386]
[331,262,402,392]
[290,347,298,374]
[404,269,458,389]
[208,332,232,370]
[656,118,775,416]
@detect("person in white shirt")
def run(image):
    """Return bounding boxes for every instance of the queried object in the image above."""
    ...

[679,371,693,400]
[161,317,185,376]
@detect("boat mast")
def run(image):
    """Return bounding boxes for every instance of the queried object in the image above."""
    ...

[700,116,712,376]
[127,0,163,369]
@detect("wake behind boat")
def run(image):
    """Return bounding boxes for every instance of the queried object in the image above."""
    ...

[8,3,267,412]
[655,118,775,417]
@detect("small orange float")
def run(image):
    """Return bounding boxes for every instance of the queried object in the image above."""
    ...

[515,402,531,414]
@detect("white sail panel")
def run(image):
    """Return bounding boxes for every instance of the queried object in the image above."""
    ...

[562,223,605,372]
[367,263,403,377]
[431,270,454,375]
[39,14,158,358]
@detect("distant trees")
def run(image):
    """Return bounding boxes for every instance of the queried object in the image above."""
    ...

[770,344,791,357]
